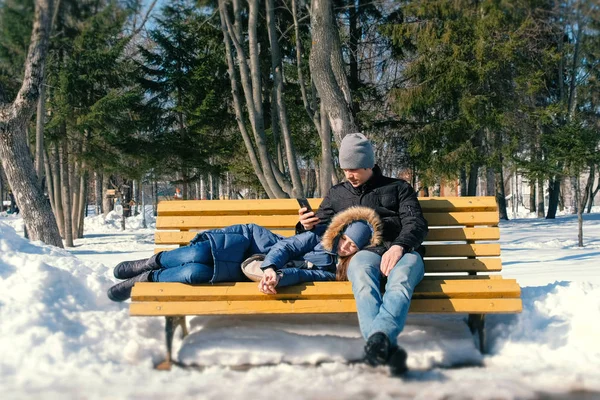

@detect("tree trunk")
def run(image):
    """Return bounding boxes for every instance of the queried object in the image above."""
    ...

[70,151,80,239]
[495,167,508,221]
[94,172,102,216]
[51,143,64,237]
[309,0,357,145]
[319,101,334,195]
[265,0,304,198]
[35,83,46,188]
[141,183,147,229]
[218,0,279,198]
[220,0,287,198]
[76,171,86,238]
[44,147,55,214]
[537,177,545,217]
[460,168,467,196]
[529,179,536,213]
[587,165,599,213]
[467,164,479,196]
[60,138,73,247]
[152,178,157,216]
[0,0,62,247]
[486,167,495,196]
[546,175,561,219]
[102,174,112,217]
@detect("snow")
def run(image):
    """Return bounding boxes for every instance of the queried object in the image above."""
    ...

[1,208,600,399]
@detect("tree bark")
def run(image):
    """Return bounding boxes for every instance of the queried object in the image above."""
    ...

[76,170,86,238]
[265,0,304,198]
[218,0,279,198]
[94,172,102,216]
[587,165,599,213]
[486,167,495,196]
[546,175,561,219]
[537,177,545,218]
[225,0,287,198]
[319,101,334,195]
[460,168,467,196]
[60,138,73,247]
[51,143,64,237]
[495,167,508,220]
[468,164,479,196]
[309,0,357,145]
[35,82,46,188]
[0,0,62,247]
[44,147,55,214]
[529,179,536,213]
[102,174,112,217]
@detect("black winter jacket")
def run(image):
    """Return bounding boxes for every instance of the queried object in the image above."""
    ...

[298,165,428,256]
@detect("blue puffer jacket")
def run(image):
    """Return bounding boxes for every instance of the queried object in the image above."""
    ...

[188,223,336,284]
[189,224,284,283]
[260,231,338,287]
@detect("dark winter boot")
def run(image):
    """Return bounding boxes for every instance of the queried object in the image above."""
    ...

[364,332,391,367]
[388,346,408,376]
[107,271,152,302]
[113,253,161,279]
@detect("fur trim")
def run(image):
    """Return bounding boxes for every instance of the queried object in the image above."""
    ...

[321,206,383,252]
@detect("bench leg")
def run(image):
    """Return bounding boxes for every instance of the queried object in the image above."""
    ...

[467,314,486,354]
[154,316,188,371]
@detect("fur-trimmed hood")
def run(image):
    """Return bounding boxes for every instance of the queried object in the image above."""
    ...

[321,206,383,252]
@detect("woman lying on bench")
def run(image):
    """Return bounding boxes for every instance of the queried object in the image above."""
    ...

[107,207,382,302]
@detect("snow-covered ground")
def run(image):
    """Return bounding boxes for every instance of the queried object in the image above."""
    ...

[1,208,599,400]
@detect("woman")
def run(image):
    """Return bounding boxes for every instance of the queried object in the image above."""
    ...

[107,206,382,302]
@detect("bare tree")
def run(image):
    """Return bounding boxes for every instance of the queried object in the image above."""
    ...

[218,0,289,198]
[0,0,63,247]
[309,0,357,145]
[265,0,304,197]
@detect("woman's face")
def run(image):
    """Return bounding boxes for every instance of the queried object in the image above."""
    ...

[337,234,359,257]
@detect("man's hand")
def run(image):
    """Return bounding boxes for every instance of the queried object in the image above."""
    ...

[380,245,405,277]
[258,268,280,294]
[299,207,320,231]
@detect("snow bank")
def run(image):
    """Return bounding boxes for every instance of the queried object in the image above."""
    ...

[1,212,600,399]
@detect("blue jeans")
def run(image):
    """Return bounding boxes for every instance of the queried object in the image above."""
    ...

[151,241,214,283]
[346,250,425,343]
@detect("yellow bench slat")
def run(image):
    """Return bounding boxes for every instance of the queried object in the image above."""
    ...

[423,212,499,226]
[130,297,522,316]
[424,243,501,257]
[156,215,300,229]
[131,279,520,302]
[424,258,502,272]
[154,227,501,245]
[156,197,499,216]
[424,227,500,241]
[155,212,499,230]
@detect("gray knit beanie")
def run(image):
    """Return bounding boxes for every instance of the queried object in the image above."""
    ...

[339,133,375,169]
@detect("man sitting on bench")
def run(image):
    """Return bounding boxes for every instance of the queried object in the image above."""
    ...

[297,133,428,376]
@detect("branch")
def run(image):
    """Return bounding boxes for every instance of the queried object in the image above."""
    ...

[131,0,158,38]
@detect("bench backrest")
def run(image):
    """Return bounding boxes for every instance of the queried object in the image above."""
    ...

[154,196,501,276]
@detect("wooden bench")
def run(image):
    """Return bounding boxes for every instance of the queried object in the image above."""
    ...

[131,196,521,370]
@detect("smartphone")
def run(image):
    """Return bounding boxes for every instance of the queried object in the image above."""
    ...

[296,198,313,213]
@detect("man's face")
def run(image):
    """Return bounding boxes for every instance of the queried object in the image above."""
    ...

[343,168,373,187]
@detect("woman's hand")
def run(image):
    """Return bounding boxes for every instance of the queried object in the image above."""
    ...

[258,268,280,294]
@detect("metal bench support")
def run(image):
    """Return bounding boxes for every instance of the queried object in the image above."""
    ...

[154,316,188,370]
[467,313,486,354]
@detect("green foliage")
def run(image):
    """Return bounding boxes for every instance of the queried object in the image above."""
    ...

[137,0,234,178]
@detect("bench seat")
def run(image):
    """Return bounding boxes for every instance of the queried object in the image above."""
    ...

[130,196,522,369]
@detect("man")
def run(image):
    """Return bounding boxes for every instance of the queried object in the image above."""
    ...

[298,133,428,375]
